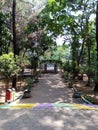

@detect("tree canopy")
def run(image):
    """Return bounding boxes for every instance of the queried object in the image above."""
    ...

[0,0,98,91]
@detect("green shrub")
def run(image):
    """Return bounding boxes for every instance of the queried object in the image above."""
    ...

[84,95,98,104]
[0,52,20,80]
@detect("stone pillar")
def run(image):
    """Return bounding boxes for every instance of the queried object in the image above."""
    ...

[54,64,57,73]
[44,63,47,72]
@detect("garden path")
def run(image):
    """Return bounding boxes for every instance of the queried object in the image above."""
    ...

[20,73,83,104]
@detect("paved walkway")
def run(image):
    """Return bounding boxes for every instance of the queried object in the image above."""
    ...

[0,108,98,130]
[20,73,83,104]
[1,73,98,130]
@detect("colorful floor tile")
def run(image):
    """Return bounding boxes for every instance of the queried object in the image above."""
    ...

[0,103,98,110]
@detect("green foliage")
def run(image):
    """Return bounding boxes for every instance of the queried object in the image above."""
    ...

[17,55,30,70]
[0,52,20,80]
[0,0,97,90]
[41,44,70,63]
[85,67,95,77]
[84,95,98,105]
[30,58,38,69]
[24,21,38,34]
[48,0,55,3]
[23,77,34,90]
[0,11,12,55]
[39,0,96,72]
[62,62,72,72]
[24,78,34,85]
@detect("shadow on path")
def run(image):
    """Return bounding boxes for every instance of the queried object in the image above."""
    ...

[0,108,98,130]
[20,73,83,104]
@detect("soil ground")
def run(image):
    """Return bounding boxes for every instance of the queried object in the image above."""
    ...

[73,74,98,101]
[0,71,98,104]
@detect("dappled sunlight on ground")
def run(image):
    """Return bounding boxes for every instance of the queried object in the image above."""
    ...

[20,73,83,104]
[0,108,98,130]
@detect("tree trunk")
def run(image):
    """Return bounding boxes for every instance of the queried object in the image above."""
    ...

[5,80,10,90]
[86,45,91,87]
[77,39,85,66]
[12,0,17,89]
[12,75,17,89]
[94,2,98,92]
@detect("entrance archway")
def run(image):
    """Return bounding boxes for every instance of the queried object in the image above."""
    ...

[40,60,62,73]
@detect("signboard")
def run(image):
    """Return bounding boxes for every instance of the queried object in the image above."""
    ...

[47,63,55,71]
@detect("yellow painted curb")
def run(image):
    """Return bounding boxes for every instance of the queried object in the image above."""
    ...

[10,103,37,109]
[70,104,98,110]
[4,103,98,110]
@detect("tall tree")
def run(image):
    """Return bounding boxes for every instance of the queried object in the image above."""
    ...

[12,0,18,89]
[94,1,98,92]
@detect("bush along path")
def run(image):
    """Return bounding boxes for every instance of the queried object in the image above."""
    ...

[19,73,83,104]
[1,73,98,109]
